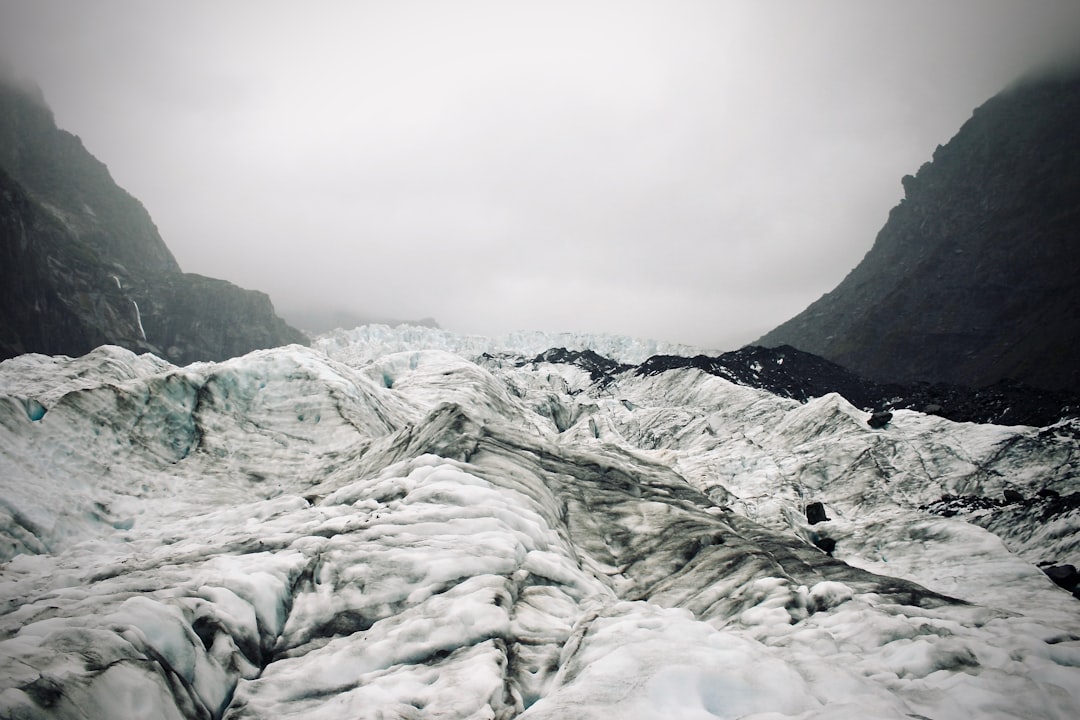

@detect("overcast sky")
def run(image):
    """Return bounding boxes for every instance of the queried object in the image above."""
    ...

[2,1,1079,349]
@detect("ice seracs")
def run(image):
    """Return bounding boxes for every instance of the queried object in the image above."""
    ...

[315,323,711,366]
[1,328,1079,719]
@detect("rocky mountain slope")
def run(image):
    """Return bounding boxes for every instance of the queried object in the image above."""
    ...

[0,75,306,364]
[1,328,1079,718]
[318,325,1080,427]
[758,69,1080,393]
[634,344,1080,428]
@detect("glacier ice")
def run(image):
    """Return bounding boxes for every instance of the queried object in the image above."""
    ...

[314,323,711,365]
[1,328,1079,719]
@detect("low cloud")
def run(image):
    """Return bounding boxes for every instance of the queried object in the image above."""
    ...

[3,1,1079,349]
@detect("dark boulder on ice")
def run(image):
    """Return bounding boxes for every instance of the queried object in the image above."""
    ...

[868,411,893,429]
[812,535,837,555]
[0,73,307,364]
[1044,565,1079,593]
[806,501,830,525]
[757,69,1080,395]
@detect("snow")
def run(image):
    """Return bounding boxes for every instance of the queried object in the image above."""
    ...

[1,326,1079,718]
[315,323,711,365]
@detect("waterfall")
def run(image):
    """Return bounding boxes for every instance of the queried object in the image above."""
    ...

[132,300,147,341]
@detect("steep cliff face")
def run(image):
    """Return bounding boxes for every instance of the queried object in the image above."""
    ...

[0,166,152,358]
[0,76,307,363]
[758,70,1080,392]
[126,273,307,366]
[0,79,179,275]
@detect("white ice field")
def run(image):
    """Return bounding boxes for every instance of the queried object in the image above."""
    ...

[1,326,1079,719]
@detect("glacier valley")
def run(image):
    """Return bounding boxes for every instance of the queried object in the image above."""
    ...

[1,327,1079,719]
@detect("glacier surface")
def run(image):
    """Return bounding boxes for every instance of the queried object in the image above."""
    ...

[1,328,1079,719]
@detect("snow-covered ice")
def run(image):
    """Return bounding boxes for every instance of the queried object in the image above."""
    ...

[1,327,1079,718]
[314,323,711,365]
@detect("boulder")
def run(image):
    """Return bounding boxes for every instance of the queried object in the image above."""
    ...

[868,411,893,429]
[1044,564,1079,593]
[813,536,837,555]
[806,501,830,525]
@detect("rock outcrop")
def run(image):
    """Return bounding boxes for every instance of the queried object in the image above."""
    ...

[758,69,1080,393]
[629,344,1078,426]
[124,272,308,366]
[0,74,306,363]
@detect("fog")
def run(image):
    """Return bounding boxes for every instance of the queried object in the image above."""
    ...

[3,1,1079,348]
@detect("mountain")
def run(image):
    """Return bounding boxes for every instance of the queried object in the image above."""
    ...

[1,327,1079,718]
[281,307,441,336]
[758,69,1080,393]
[635,344,1080,427]
[314,323,710,366]
[0,75,307,364]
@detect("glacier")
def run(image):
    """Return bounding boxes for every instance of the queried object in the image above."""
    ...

[314,324,712,365]
[0,328,1079,719]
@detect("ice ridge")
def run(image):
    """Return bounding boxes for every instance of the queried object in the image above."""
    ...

[0,340,1078,719]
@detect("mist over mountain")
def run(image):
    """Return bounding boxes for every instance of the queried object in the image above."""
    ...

[3,49,1080,719]
[281,307,440,337]
[758,68,1080,393]
[0,75,306,364]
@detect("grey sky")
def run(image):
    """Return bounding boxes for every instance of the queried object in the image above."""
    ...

[2,1,1079,350]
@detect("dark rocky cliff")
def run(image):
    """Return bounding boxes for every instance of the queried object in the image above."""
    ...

[125,273,308,367]
[757,70,1080,393]
[0,79,179,275]
[0,76,307,363]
